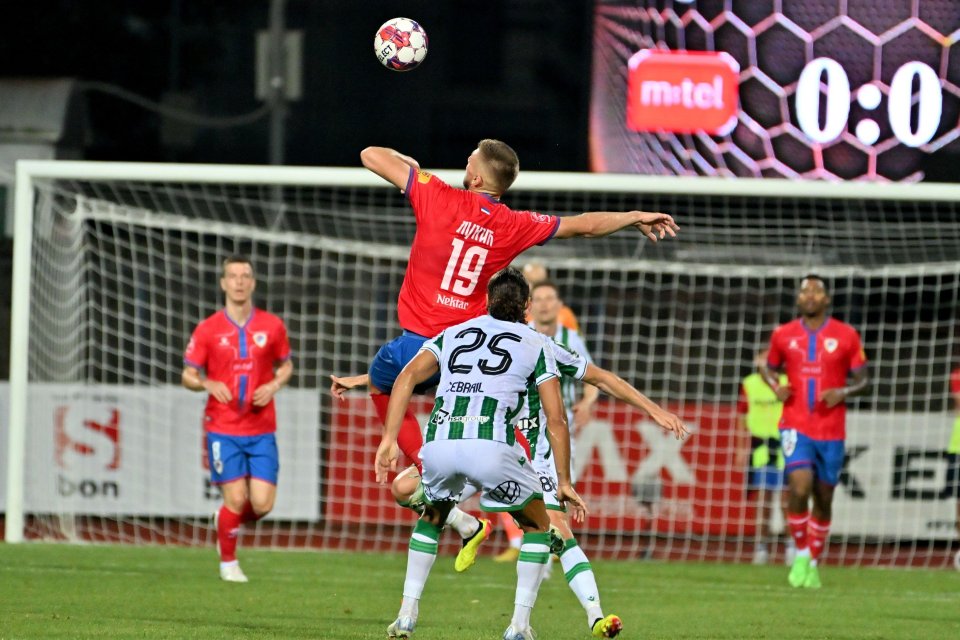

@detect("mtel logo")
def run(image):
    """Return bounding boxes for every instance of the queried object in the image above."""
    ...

[626,50,739,135]
[54,406,121,470]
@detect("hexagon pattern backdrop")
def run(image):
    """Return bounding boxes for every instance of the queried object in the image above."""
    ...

[590,0,960,181]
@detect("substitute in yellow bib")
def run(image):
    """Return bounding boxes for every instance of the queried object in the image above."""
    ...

[737,349,792,565]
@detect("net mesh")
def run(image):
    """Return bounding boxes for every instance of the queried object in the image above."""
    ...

[8,167,960,568]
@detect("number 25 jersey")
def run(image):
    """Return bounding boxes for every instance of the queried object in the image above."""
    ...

[419,315,559,445]
[399,168,560,337]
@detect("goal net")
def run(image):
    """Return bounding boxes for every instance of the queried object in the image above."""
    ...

[5,161,960,568]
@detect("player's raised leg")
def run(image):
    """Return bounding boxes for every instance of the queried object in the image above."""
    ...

[390,464,488,570]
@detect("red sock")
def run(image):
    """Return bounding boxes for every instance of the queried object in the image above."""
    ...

[371,392,423,472]
[240,501,265,524]
[787,511,810,551]
[807,517,831,562]
[217,505,243,563]
[499,512,523,545]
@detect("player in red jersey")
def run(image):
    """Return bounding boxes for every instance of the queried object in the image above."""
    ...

[182,256,293,582]
[762,275,868,589]
[352,139,679,569]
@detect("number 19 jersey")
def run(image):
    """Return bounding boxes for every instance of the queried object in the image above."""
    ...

[419,315,559,445]
[399,168,560,337]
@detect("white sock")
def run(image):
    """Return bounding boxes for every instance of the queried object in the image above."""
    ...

[796,547,811,559]
[400,520,440,619]
[559,538,603,626]
[220,560,239,570]
[398,595,419,620]
[446,506,480,539]
[512,531,551,629]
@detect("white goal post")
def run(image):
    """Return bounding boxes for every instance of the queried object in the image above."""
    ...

[5,159,960,568]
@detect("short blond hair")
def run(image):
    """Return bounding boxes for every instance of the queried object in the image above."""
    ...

[477,139,519,193]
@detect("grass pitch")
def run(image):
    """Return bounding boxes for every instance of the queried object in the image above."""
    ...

[1,544,957,639]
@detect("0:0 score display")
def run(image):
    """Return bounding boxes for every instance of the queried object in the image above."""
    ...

[796,58,943,148]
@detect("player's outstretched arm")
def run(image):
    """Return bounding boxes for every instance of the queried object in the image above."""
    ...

[375,351,439,484]
[539,376,588,522]
[554,211,679,242]
[360,146,420,191]
[330,373,370,401]
[581,363,688,440]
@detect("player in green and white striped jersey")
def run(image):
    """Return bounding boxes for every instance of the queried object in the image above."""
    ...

[494,281,598,561]
[508,281,688,639]
[522,336,687,638]
[528,281,600,477]
[375,268,588,640]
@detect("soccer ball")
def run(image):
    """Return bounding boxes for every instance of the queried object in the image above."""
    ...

[374,18,428,72]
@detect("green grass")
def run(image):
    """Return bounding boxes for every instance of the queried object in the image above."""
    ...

[0,544,957,639]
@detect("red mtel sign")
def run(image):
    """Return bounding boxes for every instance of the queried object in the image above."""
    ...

[626,50,740,135]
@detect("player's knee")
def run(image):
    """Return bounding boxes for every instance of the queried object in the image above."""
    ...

[251,495,275,515]
[548,513,574,540]
[221,487,248,512]
[391,467,421,503]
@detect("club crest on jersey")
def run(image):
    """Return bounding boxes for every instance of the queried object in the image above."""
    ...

[824,338,838,353]
[253,332,268,348]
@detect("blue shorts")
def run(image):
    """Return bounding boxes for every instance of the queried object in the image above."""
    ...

[369,331,442,395]
[747,467,784,489]
[779,428,845,486]
[206,432,279,485]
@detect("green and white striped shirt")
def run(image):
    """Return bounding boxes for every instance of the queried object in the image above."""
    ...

[420,315,559,445]
[529,323,594,409]
[521,339,590,462]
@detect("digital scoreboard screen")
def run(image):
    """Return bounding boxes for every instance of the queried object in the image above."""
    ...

[590,0,960,181]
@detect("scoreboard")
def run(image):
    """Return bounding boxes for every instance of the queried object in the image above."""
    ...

[590,0,960,181]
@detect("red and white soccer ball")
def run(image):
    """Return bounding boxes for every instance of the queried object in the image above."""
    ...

[374,17,428,72]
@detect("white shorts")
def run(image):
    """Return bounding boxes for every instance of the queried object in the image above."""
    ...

[532,457,564,511]
[420,439,544,512]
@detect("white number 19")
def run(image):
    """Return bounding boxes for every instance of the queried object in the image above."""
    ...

[440,238,488,296]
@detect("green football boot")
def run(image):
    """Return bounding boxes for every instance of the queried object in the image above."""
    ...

[788,554,810,588]
[803,564,822,589]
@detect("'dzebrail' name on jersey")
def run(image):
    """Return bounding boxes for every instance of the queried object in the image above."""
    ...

[456,220,494,247]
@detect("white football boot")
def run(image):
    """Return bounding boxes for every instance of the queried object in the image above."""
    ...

[502,624,538,640]
[387,616,416,638]
[219,562,249,583]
